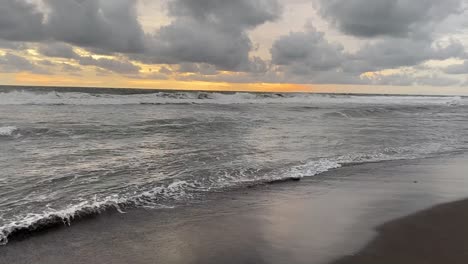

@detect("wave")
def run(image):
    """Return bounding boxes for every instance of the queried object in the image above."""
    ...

[0,180,194,245]
[0,90,465,106]
[322,105,445,119]
[0,126,18,137]
[0,145,448,245]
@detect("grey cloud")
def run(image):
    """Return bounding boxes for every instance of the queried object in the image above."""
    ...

[2,0,279,73]
[247,57,269,74]
[0,40,29,50]
[364,72,461,86]
[178,62,200,73]
[95,68,112,76]
[444,60,468,74]
[145,20,250,69]
[0,53,49,74]
[61,63,81,73]
[158,66,173,75]
[270,29,466,77]
[1,0,467,88]
[78,56,141,74]
[178,63,218,75]
[268,26,367,84]
[142,0,282,70]
[176,67,364,85]
[0,0,145,53]
[350,38,466,71]
[38,42,79,59]
[169,0,282,30]
[0,53,35,72]
[38,60,55,66]
[271,27,345,75]
[0,0,44,41]
[138,72,169,80]
[196,63,218,75]
[270,24,467,85]
[318,0,464,38]
[37,41,140,75]
[363,73,416,86]
[415,74,461,86]
[45,0,145,53]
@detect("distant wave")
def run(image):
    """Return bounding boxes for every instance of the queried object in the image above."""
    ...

[0,126,18,137]
[0,90,465,106]
[322,105,446,119]
[0,144,450,245]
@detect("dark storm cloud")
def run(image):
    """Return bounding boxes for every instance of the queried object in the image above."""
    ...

[38,42,79,59]
[0,0,44,41]
[45,0,145,53]
[0,0,281,72]
[269,26,368,84]
[271,27,345,74]
[317,0,465,38]
[168,0,282,30]
[0,0,145,53]
[144,20,252,69]
[142,0,282,70]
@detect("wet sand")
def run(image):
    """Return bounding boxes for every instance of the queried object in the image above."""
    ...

[332,198,468,264]
[1,153,468,264]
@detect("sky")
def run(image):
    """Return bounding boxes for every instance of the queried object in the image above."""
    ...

[0,0,468,94]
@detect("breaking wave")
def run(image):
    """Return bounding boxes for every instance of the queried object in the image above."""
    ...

[0,90,465,106]
[322,105,450,119]
[0,145,447,245]
[0,126,18,137]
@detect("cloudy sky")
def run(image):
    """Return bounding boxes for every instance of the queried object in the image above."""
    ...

[1,0,468,94]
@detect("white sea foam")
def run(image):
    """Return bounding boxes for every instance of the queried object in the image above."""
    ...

[0,126,18,136]
[0,196,125,245]
[0,90,465,106]
[0,144,451,245]
[0,180,196,245]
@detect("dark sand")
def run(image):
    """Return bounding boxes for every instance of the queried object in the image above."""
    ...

[332,199,468,264]
[1,154,468,264]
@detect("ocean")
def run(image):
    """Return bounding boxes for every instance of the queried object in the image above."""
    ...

[1,86,467,245]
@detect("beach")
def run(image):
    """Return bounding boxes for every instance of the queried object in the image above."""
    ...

[1,88,467,263]
[1,153,468,264]
[332,198,468,264]
[2,0,468,262]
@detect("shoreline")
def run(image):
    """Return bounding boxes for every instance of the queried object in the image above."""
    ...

[331,198,468,264]
[1,153,468,263]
